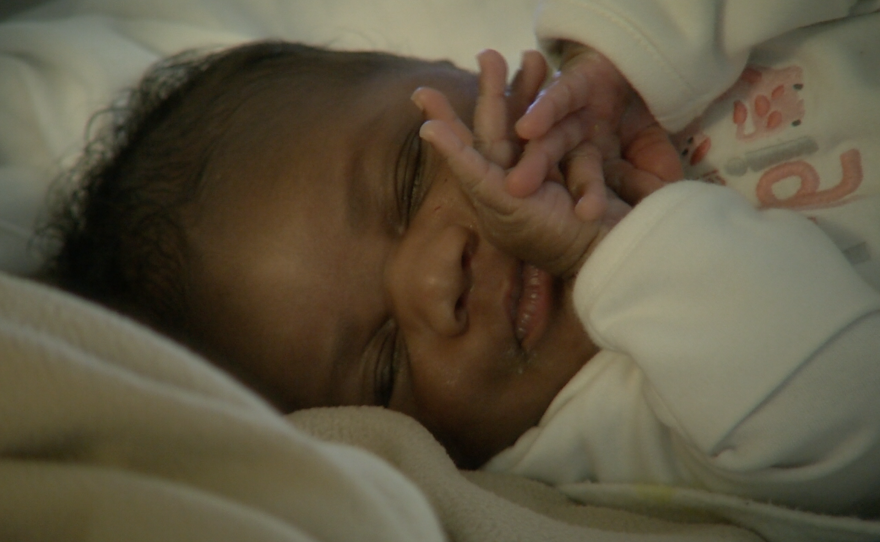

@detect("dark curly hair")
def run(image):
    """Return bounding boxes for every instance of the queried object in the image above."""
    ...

[40,40,426,353]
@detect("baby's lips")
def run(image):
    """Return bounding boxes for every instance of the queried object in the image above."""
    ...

[513,264,553,351]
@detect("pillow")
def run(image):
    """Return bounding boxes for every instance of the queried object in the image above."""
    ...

[0,0,539,275]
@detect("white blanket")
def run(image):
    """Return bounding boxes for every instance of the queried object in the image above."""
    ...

[3,270,880,541]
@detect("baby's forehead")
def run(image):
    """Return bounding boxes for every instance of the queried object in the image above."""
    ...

[189,50,476,203]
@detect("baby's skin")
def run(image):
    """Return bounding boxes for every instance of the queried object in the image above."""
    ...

[415,46,680,279]
[516,42,682,202]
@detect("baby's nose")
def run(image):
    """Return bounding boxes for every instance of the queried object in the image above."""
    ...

[387,225,475,338]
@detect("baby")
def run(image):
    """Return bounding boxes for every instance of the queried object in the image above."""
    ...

[45,40,600,469]
[44,0,880,516]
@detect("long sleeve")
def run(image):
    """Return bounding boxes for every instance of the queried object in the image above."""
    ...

[574,182,880,453]
[491,0,880,516]
[533,0,875,130]
[579,182,880,513]
[486,181,880,514]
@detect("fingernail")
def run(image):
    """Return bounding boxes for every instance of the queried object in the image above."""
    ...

[410,88,425,110]
[418,121,435,140]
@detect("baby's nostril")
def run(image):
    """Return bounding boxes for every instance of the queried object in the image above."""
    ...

[454,290,469,326]
[456,289,467,311]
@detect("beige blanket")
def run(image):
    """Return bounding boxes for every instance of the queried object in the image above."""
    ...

[0,272,443,542]
[3,270,880,542]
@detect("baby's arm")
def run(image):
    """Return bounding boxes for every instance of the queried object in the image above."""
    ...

[575,182,880,512]
[530,0,863,132]
[414,49,629,278]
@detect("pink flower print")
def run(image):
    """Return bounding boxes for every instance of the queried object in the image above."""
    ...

[671,119,712,166]
[731,66,805,142]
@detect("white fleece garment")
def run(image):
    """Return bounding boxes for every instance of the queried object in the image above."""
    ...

[486,182,880,514]
[533,0,880,131]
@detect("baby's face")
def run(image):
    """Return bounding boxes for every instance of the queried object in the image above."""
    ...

[186,58,598,467]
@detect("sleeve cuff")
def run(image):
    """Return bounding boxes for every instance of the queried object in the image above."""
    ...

[573,181,880,451]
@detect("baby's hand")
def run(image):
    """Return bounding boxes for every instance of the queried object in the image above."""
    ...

[414,50,622,278]
[510,42,683,205]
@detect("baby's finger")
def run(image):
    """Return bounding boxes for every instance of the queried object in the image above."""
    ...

[515,66,589,141]
[412,86,474,146]
[474,49,513,165]
[506,112,590,198]
[604,158,667,206]
[624,124,684,182]
[563,142,607,222]
[420,119,510,214]
[508,50,548,120]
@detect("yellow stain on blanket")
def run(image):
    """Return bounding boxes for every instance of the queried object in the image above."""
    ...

[630,485,726,525]
[634,485,678,504]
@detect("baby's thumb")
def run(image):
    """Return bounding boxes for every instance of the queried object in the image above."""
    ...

[564,142,607,222]
[604,158,667,206]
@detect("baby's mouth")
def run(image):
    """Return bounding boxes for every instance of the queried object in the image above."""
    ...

[509,262,553,352]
